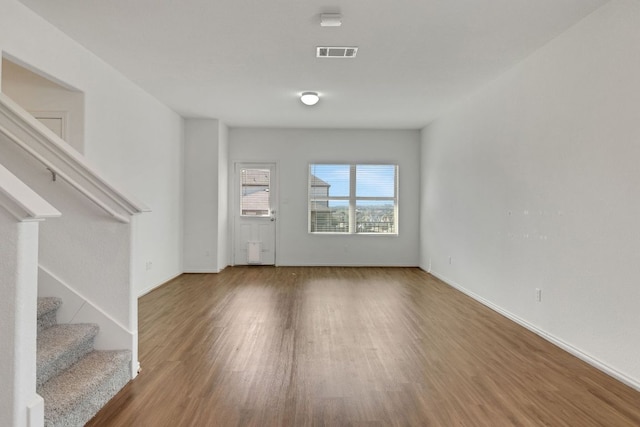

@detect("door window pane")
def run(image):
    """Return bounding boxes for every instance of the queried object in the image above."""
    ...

[241,168,270,216]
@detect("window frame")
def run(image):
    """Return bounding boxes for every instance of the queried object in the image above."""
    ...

[308,163,399,235]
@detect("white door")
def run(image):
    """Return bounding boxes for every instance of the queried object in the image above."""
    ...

[234,163,277,265]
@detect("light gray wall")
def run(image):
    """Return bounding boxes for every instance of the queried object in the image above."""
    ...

[1,58,85,152]
[421,0,640,388]
[0,0,184,295]
[183,119,226,272]
[230,128,420,266]
[0,135,132,327]
[217,123,230,270]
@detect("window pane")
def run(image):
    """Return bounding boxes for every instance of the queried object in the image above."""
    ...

[356,165,396,198]
[309,163,398,235]
[310,200,349,233]
[356,200,395,233]
[240,168,270,216]
[310,164,350,198]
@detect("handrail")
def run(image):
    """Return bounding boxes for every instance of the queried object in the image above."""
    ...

[0,93,150,223]
[0,163,61,222]
[0,124,129,223]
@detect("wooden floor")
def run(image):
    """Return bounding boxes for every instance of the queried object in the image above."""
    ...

[87,267,640,426]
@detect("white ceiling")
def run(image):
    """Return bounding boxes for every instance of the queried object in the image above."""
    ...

[18,0,607,129]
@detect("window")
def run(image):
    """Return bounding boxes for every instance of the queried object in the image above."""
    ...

[240,168,271,216]
[309,164,398,234]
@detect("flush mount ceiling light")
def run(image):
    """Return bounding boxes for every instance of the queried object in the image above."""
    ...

[320,13,342,27]
[300,92,320,106]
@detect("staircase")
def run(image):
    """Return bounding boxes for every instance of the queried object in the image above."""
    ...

[37,297,131,427]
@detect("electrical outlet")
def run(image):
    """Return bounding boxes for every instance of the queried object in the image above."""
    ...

[535,288,542,302]
[145,261,153,271]
[448,256,452,265]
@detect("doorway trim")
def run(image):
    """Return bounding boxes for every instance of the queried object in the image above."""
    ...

[30,110,69,141]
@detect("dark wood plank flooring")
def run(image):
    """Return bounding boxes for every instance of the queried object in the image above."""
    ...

[86,267,640,426]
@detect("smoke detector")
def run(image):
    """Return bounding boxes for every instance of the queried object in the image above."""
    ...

[316,47,358,58]
[320,13,342,27]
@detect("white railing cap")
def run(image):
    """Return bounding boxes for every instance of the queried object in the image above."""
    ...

[0,163,61,222]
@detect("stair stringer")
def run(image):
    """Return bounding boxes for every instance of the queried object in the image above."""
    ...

[38,266,139,379]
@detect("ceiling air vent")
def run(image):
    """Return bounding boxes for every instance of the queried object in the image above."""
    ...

[316,47,358,58]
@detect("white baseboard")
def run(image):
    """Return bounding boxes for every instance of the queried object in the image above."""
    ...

[426,268,640,392]
[182,269,219,273]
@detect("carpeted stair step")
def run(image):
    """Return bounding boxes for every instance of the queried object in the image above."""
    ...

[37,323,100,387]
[38,350,132,427]
[37,297,62,332]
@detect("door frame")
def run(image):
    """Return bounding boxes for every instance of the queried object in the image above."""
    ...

[232,161,279,266]
[30,110,69,141]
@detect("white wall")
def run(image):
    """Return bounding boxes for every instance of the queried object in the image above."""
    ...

[0,0,184,295]
[1,58,85,153]
[184,119,221,272]
[0,137,132,327]
[183,119,229,273]
[217,123,229,270]
[421,0,640,388]
[230,128,421,266]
